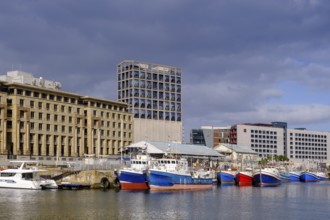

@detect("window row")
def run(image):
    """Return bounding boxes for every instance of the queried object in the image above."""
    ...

[251,144,277,148]
[119,80,181,90]
[118,71,181,84]
[251,130,277,135]
[290,133,327,138]
[132,109,181,121]
[290,142,326,147]
[119,89,181,100]
[292,151,326,155]
[251,139,277,144]
[290,146,326,150]
[131,100,181,111]
[292,156,326,159]
[25,124,132,138]
[290,137,326,142]
[251,135,277,139]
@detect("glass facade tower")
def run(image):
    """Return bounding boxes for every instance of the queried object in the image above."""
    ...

[117,60,183,143]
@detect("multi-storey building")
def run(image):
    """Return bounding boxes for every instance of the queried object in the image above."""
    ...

[288,128,328,162]
[117,60,182,143]
[229,122,329,163]
[230,123,285,158]
[190,126,231,147]
[192,122,330,163]
[0,71,133,160]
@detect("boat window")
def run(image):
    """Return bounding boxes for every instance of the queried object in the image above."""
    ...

[0,173,16,177]
[22,173,34,180]
[171,161,176,164]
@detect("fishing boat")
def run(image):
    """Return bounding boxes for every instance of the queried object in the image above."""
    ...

[217,170,237,184]
[235,168,253,186]
[253,167,281,187]
[315,172,328,181]
[279,171,291,182]
[149,158,213,191]
[118,155,150,190]
[299,171,319,182]
[289,171,301,181]
[0,161,57,190]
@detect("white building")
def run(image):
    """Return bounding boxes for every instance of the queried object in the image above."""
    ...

[213,143,258,163]
[0,71,62,90]
[229,122,330,163]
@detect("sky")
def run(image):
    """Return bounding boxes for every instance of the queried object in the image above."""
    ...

[1,0,330,142]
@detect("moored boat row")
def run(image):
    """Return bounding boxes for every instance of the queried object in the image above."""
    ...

[118,156,214,191]
[217,168,328,187]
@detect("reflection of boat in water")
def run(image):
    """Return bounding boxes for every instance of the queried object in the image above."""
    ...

[253,168,281,187]
[0,161,57,190]
[149,158,213,191]
[119,155,150,190]
[300,171,319,182]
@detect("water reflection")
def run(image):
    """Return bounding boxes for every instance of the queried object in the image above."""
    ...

[0,182,330,219]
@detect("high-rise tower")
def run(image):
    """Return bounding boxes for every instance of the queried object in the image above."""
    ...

[117,60,183,143]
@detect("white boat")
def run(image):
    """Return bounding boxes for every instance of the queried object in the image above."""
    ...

[0,161,58,190]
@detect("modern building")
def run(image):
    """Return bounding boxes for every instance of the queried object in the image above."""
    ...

[230,123,285,158]
[287,128,328,163]
[190,126,231,147]
[192,122,330,163]
[0,71,133,162]
[230,122,329,163]
[117,60,183,143]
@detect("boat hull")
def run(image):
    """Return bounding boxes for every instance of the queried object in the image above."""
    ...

[235,172,253,186]
[289,172,300,181]
[119,170,149,190]
[316,172,328,181]
[253,170,281,187]
[279,172,291,183]
[218,171,236,184]
[149,169,213,191]
[300,172,319,182]
[0,179,42,189]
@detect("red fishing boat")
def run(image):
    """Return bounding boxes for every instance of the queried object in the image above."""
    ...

[235,169,253,186]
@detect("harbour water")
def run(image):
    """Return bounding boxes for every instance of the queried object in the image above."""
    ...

[1,182,330,220]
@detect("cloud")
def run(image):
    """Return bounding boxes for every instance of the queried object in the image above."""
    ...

[1,1,330,141]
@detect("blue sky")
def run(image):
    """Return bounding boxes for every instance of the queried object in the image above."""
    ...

[1,0,330,141]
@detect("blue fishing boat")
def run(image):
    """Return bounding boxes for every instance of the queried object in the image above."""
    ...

[279,171,291,182]
[299,171,319,182]
[119,155,150,190]
[149,158,213,191]
[217,170,237,184]
[253,168,281,187]
[289,171,301,181]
